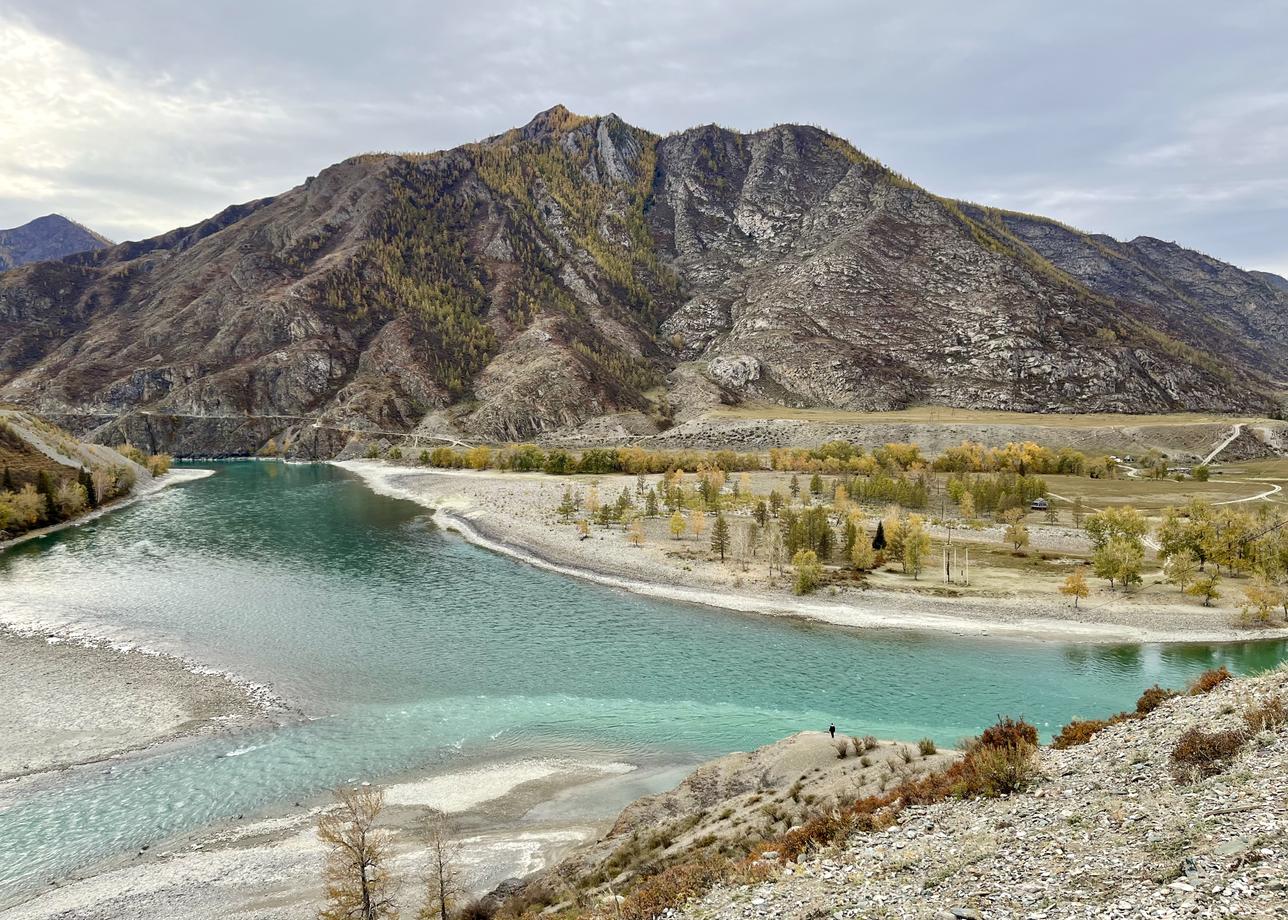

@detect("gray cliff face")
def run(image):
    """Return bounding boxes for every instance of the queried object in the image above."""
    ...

[992,211,1288,384]
[0,108,1282,456]
[653,126,1275,415]
[0,214,112,272]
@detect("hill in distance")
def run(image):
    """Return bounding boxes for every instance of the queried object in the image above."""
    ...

[0,106,1284,457]
[0,214,112,272]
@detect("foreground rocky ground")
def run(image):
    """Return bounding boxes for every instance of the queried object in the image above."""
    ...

[674,669,1287,920]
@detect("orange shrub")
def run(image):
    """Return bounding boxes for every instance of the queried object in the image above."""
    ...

[1170,727,1245,783]
[978,716,1039,750]
[1136,685,1178,715]
[1050,718,1114,750]
[1188,666,1232,696]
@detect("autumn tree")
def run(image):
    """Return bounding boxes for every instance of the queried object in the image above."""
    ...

[1084,507,1148,552]
[1164,551,1199,593]
[850,535,876,571]
[317,786,397,920]
[688,508,707,541]
[417,812,462,920]
[1002,508,1030,551]
[901,516,931,579]
[1060,568,1090,608]
[668,510,685,540]
[1239,575,1282,624]
[627,517,645,548]
[792,549,823,595]
[1093,535,1144,590]
[1187,573,1221,607]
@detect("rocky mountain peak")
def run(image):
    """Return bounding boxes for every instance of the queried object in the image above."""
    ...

[0,214,112,271]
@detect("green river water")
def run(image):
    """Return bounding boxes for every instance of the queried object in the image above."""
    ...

[0,461,1283,899]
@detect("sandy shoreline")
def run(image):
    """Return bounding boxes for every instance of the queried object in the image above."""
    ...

[0,629,272,784]
[337,459,1288,645]
[2,752,691,920]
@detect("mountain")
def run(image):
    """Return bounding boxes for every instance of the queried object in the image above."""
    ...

[0,107,1284,457]
[0,214,112,271]
[1251,269,1288,293]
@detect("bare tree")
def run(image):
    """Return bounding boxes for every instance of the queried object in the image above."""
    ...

[418,811,463,920]
[317,786,397,920]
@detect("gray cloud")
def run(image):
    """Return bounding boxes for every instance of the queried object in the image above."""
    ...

[2,0,1286,273]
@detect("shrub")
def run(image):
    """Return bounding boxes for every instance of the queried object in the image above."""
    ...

[1243,696,1288,733]
[833,739,849,759]
[1188,666,1232,696]
[900,746,914,763]
[1171,727,1245,783]
[1050,718,1113,750]
[978,716,1038,750]
[619,856,732,920]
[771,808,856,863]
[957,742,1038,796]
[455,900,494,920]
[917,737,937,756]
[145,453,172,476]
[862,735,879,751]
[1136,684,1178,715]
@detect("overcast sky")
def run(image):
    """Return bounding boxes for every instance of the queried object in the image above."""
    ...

[3,1,1286,274]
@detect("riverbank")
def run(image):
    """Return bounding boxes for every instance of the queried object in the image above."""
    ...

[0,467,215,551]
[337,459,1288,644]
[0,629,268,783]
[2,754,693,920]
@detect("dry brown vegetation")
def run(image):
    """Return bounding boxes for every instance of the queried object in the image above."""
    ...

[1052,671,1223,751]
[1170,727,1247,783]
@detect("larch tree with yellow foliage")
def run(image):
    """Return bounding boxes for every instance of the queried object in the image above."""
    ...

[317,786,397,920]
[1060,567,1090,608]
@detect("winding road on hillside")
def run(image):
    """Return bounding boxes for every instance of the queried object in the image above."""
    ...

[1202,423,1244,465]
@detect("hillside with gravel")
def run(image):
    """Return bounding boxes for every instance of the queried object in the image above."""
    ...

[671,668,1287,920]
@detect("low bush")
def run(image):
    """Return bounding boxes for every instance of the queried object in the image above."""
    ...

[978,716,1038,750]
[953,742,1039,796]
[455,900,494,920]
[917,737,937,756]
[1243,696,1288,733]
[1050,718,1113,750]
[618,856,733,920]
[1188,666,1232,696]
[1136,684,1179,715]
[862,735,879,751]
[1170,727,1246,783]
[833,739,849,759]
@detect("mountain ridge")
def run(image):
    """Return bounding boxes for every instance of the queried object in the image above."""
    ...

[0,214,113,272]
[0,106,1283,457]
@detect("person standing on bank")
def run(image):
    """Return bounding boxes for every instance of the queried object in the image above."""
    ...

[829,723,836,739]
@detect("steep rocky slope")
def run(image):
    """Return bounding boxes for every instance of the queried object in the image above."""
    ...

[1,107,1283,456]
[672,668,1288,920]
[0,214,111,271]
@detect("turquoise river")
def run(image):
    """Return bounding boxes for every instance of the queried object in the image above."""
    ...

[0,461,1284,900]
